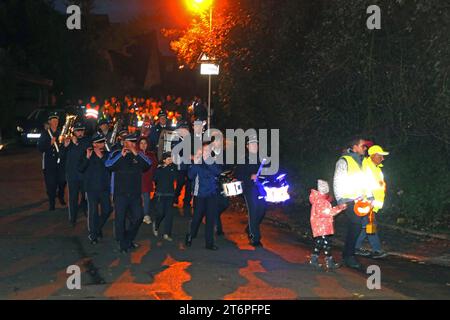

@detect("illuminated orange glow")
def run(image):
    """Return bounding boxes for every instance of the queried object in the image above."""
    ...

[224,260,297,300]
[9,258,88,300]
[104,255,192,300]
[131,240,151,264]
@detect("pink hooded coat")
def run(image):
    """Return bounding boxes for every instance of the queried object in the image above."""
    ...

[309,189,344,238]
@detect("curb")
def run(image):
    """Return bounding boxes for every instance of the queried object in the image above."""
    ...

[378,223,450,241]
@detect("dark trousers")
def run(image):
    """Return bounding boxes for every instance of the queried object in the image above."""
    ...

[43,168,66,207]
[114,194,143,250]
[67,180,86,223]
[174,170,192,206]
[313,235,333,257]
[190,196,217,247]
[343,205,363,259]
[86,191,112,241]
[155,195,175,236]
[216,194,229,234]
[244,192,266,242]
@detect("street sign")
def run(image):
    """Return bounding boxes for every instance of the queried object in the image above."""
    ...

[200,63,220,75]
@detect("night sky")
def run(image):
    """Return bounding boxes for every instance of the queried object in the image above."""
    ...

[55,0,192,54]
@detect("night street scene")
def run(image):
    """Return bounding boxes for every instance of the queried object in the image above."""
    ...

[0,0,449,310]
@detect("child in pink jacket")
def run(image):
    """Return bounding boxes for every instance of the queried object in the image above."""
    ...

[309,180,347,269]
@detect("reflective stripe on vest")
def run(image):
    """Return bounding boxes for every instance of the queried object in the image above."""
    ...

[85,108,99,119]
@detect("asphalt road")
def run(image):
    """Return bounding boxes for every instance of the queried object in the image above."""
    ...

[0,147,449,300]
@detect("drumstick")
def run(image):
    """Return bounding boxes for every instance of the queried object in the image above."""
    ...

[256,158,267,178]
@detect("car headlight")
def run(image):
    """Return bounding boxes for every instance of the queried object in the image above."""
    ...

[17,126,24,133]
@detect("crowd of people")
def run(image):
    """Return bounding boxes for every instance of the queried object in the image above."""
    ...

[37,96,267,255]
[37,96,389,270]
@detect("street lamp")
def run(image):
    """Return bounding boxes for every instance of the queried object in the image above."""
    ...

[186,0,214,131]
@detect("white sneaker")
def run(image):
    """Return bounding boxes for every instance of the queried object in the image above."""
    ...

[163,234,173,242]
[152,223,158,237]
[143,215,152,225]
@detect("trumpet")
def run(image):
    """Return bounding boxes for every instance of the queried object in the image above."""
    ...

[58,114,77,143]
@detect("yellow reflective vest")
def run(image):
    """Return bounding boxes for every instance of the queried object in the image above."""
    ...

[362,157,386,212]
[341,155,369,200]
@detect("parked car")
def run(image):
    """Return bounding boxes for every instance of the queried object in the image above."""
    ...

[16,106,81,145]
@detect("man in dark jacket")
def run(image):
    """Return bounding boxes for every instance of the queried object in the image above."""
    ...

[185,143,222,250]
[37,112,66,211]
[235,135,266,247]
[60,121,90,226]
[78,133,112,244]
[105,133,152,253]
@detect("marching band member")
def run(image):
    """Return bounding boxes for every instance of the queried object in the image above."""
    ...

[172,121,194,209]
[235,134,267,247]
[185,143,222,250]
[78,133,112,244]
[152,152,178,241]
[149,110,169,151]
[210,132,230,236]
[37,112,66,211]
[333,136,369,269]
[355,145,389,259]
[137,136,158,225]
[105,133,152,254]
[60,121,90,226]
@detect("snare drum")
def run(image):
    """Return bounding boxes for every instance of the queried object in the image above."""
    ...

[222,181,243,197]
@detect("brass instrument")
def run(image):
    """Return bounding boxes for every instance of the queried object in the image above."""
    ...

[109,118,121,147]
[58,114,77,143]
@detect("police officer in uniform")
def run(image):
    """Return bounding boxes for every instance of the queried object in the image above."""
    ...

[235,135,266,247]
[106,133,152,253]
[78,133,112,244]
[37,112,66,211]
[60,121,90,226]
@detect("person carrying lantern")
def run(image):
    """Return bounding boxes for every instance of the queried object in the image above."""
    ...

[355,145,389,259]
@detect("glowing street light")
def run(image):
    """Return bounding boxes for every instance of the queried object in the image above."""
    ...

[186,0,215,130]
[185,0,213,13]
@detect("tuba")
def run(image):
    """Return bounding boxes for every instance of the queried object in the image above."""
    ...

[58,114,77,143]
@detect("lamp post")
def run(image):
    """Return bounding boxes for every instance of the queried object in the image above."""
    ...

[187,0,214,131]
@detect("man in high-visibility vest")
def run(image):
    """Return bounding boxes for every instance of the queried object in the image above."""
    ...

[355,145,389,259]
[333,136,370,269]
[85,96,100,135]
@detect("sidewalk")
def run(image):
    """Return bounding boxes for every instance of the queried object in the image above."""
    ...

[259,203,450,268]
